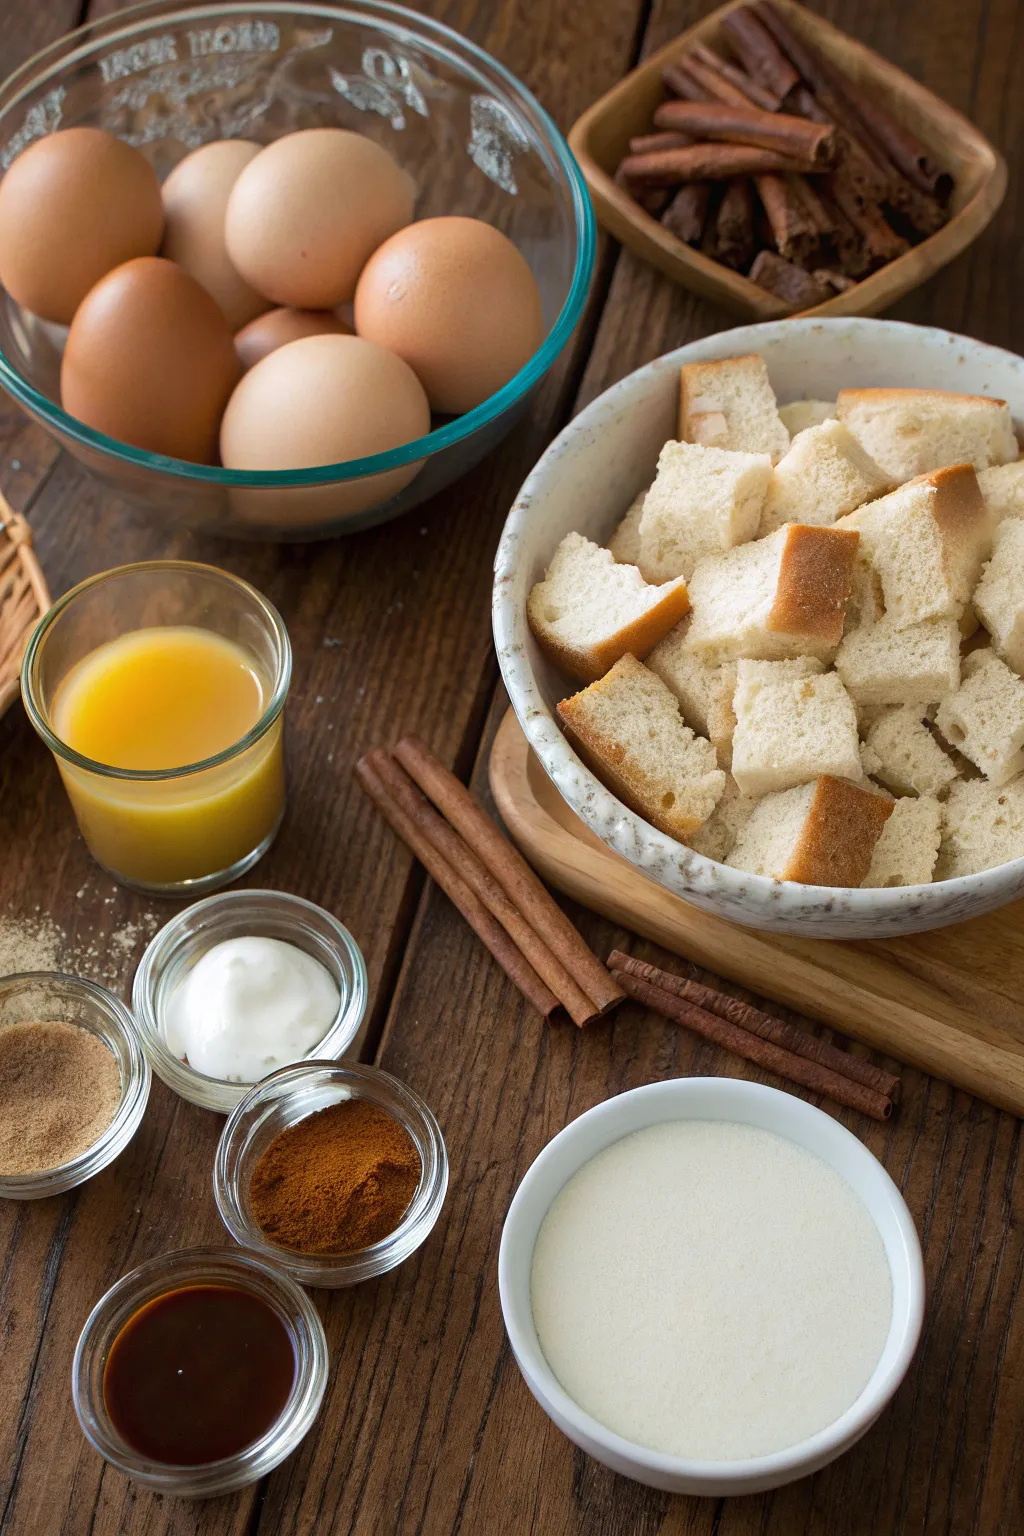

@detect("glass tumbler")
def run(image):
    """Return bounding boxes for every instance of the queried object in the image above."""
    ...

[21,560,291,895]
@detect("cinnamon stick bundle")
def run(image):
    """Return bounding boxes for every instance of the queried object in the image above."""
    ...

[620,142,815,186]
[654,99,835,166]
[608,961,894,1121]
[392,736,625,1016]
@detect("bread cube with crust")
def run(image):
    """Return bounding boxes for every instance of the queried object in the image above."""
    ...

[837,387,1017,482]
[685,522,860,664]
[679,354,790,463]
[836,464,990,631]
[557,654,726,842]
[725,775,893,886]
[527,532,690,683]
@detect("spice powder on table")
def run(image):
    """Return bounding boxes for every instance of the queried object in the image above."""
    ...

[250,1098,422,1254]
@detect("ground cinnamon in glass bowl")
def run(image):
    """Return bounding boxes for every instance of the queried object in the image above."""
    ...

[214,1061,448,1287]
[249,1099,422,1254]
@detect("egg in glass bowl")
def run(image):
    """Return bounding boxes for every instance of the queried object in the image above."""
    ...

[0,1,594,539]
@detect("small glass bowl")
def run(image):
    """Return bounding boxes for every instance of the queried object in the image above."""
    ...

[72,1244,329,1496]
[0,971,151,1200]
[132,889,368,1113]
[214,1061,448,1287]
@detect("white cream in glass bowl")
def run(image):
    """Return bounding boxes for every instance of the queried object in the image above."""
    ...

[493,316,1024,939]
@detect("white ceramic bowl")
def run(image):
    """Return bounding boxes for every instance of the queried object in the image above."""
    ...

[493,316,1024,938]
[498,1077,925,1497]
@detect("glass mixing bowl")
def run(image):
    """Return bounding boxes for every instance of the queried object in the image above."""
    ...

[0,0,595,540]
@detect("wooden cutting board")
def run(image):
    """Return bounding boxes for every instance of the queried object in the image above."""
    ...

[489,709,1024,1116]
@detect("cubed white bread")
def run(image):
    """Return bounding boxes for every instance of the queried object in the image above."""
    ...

[646,617,738,768]
[934,648,1024,785]
[679,354,790,463]
[834,616,960,708]
[607,490,648,565]
[685,522,860,664]
[687,775,760,861]
[758,420,891,536]
[837,388,1018,481]
[862,796,941,886]
[730,658,860,796]
[778,399,838,437]
[936,776,1024,878]
[557,653,726,841]
[863,707,960,797]
[844,557,886,633]
[527,532,690,683]
[637,440,771,582]
[974,519,1024,673]
[836,464,989,630]
[725,775,893,886]
[977,460,1024,525]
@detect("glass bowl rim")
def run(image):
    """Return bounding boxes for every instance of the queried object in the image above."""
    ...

[71,1242,329,1492]
[213,1058,449,1284]
[131,889,370,1110]
[0,969,152,1197]
[20,558,293,780]
[0,0,597,486]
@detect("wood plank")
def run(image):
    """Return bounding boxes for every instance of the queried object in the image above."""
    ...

[261,0,1024,1530]
[0,0,646,1532]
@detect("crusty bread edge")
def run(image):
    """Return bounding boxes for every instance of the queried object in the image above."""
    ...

[783,775,894,886]
[527,580,690,684]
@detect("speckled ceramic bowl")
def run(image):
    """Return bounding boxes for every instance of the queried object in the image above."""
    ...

[493,317,1024,940]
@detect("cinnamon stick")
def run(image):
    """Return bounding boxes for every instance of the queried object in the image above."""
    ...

[355,753,560,1022]
[629,130,693,155]
[607,952,900,1098]
[654,99,835,165]
[755,171,831,262]
[662,62,708,102]
[689,42,781,112]
[748,249,831,307]
[393,736,624,1015]
[851,90,952,200]
[368,750,602,1027]
[615,164,671,216]
[825,168,909,266]
[672,53,754,108]
[610,967,893,1121]
[661,181,711,243]
[721,8,799,100]
[704,177,756,270]
[620,142,815,186]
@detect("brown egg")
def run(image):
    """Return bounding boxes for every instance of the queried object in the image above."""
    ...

[0,127,163,324]
[224,129,415,309]
[354,216,544,414]
[160,140,270,331]
[234,307,352,371]
[220,334,429,517]
[61,257,239,463]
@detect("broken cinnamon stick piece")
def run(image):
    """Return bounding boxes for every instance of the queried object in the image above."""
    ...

[704,177,757,269]
[673,53,754,108]
[610,966,893,1121]
[393,735,624,1015]
[660,181,711,243]
[619,142,815,185]
[825,168,909,265]
[356,753,561,1022]
[662,62,709,102]
[688,42,781,111]
[721,7,799,99]
[755,172,830,262]
[615,164,672,216]
[607,952,900,1099]
[653,99,835,166]
[749,249,831,307]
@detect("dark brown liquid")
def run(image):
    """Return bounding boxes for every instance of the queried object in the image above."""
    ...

[103,1283,296,1465]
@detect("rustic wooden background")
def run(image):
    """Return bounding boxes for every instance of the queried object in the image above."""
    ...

[1,1,1022,1533]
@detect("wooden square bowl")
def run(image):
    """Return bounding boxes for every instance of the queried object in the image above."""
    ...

[567,0,1006,319]
[0,502,50,722]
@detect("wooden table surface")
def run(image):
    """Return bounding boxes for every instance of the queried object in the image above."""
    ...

[1,1,1023,1533]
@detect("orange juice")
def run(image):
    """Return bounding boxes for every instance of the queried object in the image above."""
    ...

[52,627,285,889]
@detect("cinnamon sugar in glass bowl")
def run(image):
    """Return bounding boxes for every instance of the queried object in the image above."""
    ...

[213,1061,448,1287]
[0,971,150,1200]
